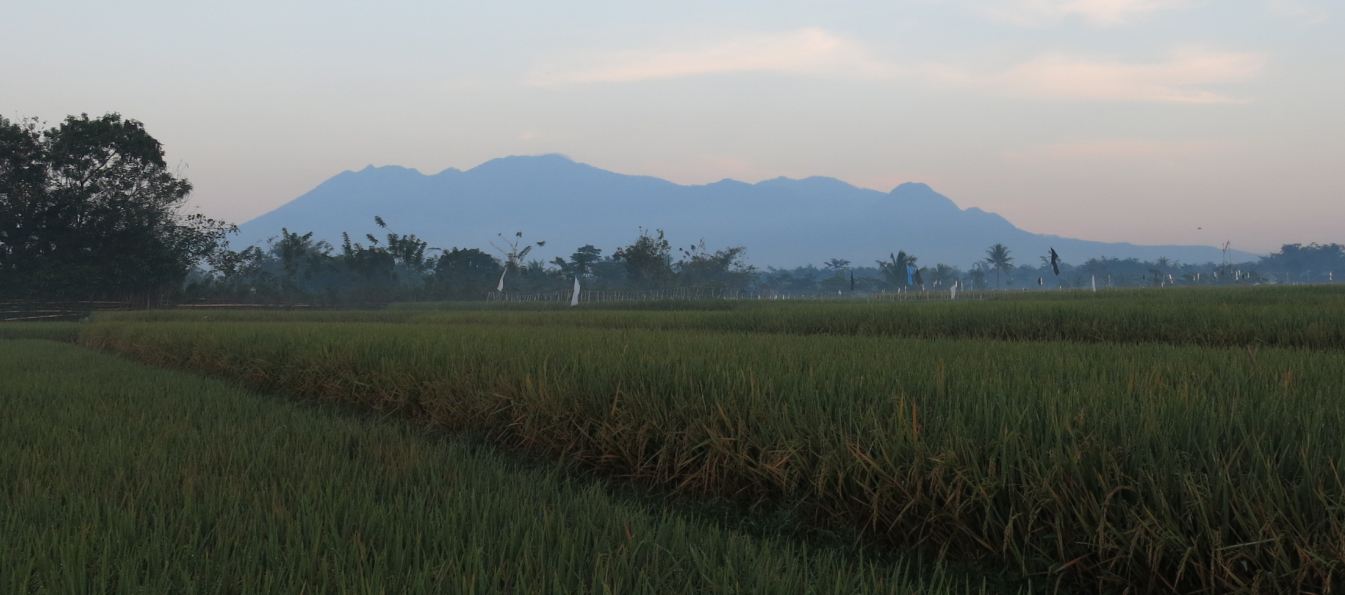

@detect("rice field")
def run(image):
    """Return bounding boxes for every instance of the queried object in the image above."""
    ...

[105,286,1345,350]
[0,339,985,594]
[0,321,80,342]
[66,285,1345,593]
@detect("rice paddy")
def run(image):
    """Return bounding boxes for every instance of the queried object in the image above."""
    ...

[0,340,983,594]
[7,285,1344,593]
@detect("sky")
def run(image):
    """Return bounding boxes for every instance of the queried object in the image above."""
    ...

[3,0,1341,253]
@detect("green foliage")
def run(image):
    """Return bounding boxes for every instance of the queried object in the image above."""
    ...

[613,228,674,289]
[107,285,1345,351]
[552,244,604,277]
[0,114,232,300]
[432,247,504,299]
[0,322,79,341]
[877,251,918,289]
[1260,243,1345,283]
[675,241,755,290]
[82,287,1345,592]
[0,340,982,594]
[983,243,1013,288]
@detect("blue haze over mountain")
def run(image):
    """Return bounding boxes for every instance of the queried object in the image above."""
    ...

[236,155,1255,268]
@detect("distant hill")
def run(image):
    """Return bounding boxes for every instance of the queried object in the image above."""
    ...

[236,154,1257,268]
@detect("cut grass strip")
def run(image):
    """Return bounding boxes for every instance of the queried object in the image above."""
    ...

[0,340,984,594]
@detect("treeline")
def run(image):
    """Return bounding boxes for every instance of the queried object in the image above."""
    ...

[188,224,757,304]
[187,214,1344,304]
[4,112,1341,304]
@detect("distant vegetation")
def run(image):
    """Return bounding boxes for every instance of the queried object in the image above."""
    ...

[3,112,1341,305]
[182,216,1340,304]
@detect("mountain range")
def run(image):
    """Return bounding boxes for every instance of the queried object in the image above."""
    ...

[236,154,1255,268]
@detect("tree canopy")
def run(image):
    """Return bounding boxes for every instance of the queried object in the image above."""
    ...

[0,113,230,300]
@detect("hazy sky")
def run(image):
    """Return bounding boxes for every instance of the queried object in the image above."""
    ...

[4,0,1341,252]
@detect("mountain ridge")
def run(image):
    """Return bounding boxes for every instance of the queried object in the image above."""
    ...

[236,154,1257,268]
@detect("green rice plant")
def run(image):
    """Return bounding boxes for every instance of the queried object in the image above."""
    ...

[99,285,1345,350]
[0,340,987,595]
[80,319,1345,592]
[0,322,80,342]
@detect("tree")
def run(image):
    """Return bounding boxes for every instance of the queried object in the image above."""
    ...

[273,228,331,298]
[676,241,755,290]
[877,251,918,289]
[329,216,434,302]
[1260,243,1345,283]
[983,243,1013,289]
[969,263,989,290]
[0,113,232,300]
[613,228,673,289]
[432,248,502,299]
[927,263,962,287]
[552,244,603,277]
[821,258,852,293]
[824,258,850,271]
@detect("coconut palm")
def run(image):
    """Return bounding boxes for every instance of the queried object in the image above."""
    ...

[983,243,1013,289]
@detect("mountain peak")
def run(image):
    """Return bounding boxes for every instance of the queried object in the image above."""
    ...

[469,153,578,172]
[889,181,959,212]
[239,156,1250,267]
[891,181,934,194]
[350,164,424,176]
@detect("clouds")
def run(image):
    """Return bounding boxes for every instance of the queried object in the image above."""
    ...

[982,0,1330,26]
[530,30,1265,105]
[1267,0,1330,24]
[983,0,1192,26]
[987,48,1267,103]
[526,28,893,86]
[1002,138,1230,162]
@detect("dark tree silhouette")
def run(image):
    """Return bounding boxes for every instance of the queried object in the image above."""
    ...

[0,113,231,300]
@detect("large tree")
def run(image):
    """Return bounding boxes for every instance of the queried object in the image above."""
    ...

[0,113,231,300]
[431,247,503,298]
[613,228,674,289]
[676,241,754,290]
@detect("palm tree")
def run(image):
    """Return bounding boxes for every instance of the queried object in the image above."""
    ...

[983,243,1013,289]
[877,251,918,289]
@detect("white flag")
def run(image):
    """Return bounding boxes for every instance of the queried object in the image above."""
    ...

[1091,275,1097,293]
[570,276,581,306]
[496,268,507,292]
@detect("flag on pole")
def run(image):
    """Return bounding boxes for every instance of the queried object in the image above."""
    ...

[570,276,581,306]
[497,268,507,292]
[1091,275,1097,293]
